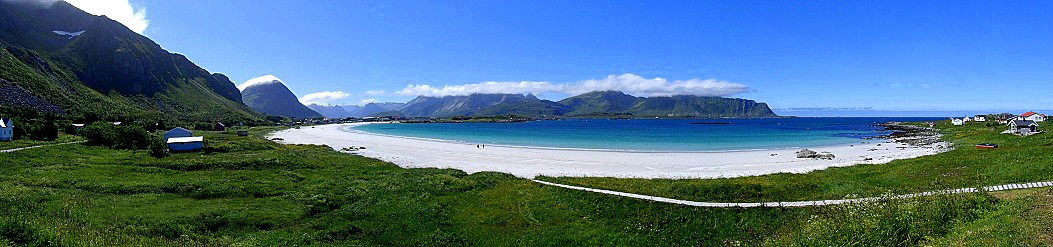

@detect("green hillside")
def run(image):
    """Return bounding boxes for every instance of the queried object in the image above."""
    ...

[558,91,778,117]
[0,1,264,123]
[558,91,640,115]
[393,91,777,118]
[474,99,569,116]
[241,81,322,119]
[400,94,547,117]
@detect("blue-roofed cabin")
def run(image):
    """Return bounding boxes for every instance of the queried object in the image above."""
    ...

[166,136,203,151]
[164,127,192,141]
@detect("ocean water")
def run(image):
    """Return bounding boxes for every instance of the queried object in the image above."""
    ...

[347,117,945,152]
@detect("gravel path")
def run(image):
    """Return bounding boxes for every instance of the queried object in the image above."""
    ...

[532,179,1053,207]
[0,141,84,153]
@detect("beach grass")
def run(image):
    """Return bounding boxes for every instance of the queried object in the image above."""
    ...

[540,121,1053,203]
[0,124,1048,245]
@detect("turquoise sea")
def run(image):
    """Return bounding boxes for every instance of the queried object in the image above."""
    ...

[347,117,945,152]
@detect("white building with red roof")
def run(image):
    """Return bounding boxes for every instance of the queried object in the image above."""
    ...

[1020,112,1046,122]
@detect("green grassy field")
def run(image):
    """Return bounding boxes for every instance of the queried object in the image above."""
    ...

[0,124,1049,246]
[541,121,1053,203]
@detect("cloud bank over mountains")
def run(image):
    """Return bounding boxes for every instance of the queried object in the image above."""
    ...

[66,0,148,34]
[5,0,150,34]
[300,91,351,105]
[396,73,750,98]
[238,75,283,91]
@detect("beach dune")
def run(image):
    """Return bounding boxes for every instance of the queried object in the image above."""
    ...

[270,123,947,179]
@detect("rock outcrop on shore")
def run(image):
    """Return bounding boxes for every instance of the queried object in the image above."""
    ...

[796,149,818,158]
[875,123,944,147]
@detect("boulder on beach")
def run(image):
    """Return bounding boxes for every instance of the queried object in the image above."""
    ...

[796,149,818,158]
[817,153,836,160]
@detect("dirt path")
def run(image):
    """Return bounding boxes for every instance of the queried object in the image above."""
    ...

[532,179,1053,207]
[0,141,84,153]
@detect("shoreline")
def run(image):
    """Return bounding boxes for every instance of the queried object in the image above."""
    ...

[342,126,875,154]
[269,122,950,179]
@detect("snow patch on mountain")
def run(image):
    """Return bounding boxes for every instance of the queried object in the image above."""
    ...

[52,30,85,39]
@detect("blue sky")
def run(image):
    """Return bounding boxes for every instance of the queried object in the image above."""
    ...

[76,0,1053,116]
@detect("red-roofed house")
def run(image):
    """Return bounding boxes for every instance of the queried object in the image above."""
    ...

[1020,112,1046,122]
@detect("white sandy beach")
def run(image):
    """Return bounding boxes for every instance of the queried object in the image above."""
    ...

[269,123,949,179]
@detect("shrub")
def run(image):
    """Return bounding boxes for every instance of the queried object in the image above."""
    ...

[114,125,149,149]
[147,135,169,158]
[80,122,117,146]
[80,122,152,150]
[12,118,59,141]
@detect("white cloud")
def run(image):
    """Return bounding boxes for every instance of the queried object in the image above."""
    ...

[568,74,749,97]
[300,91,351,105]
[1,0,57,8]
[396,73,749,97]
[360,99,378,105]
[238,75,282,91]
[364,90,385,95]
[64,0,149,34]
[398,81,562,97]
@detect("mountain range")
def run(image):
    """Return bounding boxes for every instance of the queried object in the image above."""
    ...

[306,91,776,118]
[0,1,776,121]
[0,0,263,122]
[305,102,405,118]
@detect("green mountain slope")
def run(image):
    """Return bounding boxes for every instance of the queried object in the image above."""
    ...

[0,1,263,122]
[241,80,322,119]
[394,91,776,118]
[400,94,550,117]
[474,99,569,116]
[629,96,776,117]
[557,91,777,117]
[558,91,641,116]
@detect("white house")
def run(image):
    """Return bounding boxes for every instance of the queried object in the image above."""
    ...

[951,118,964,126]
[1009,119,1040,136]
[164,127,193,141]
[167,136,203,151]
[974,115,987,122]
[1021,112,1046,122]
[0,118,12,142]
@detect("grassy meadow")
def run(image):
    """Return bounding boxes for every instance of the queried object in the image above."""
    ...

[0,123,1049,246]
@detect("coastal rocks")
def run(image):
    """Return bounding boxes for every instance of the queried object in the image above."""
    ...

[796,149,818,158]
[796,149,835,160]
[875,122,942,147]
[341,146,365,152]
